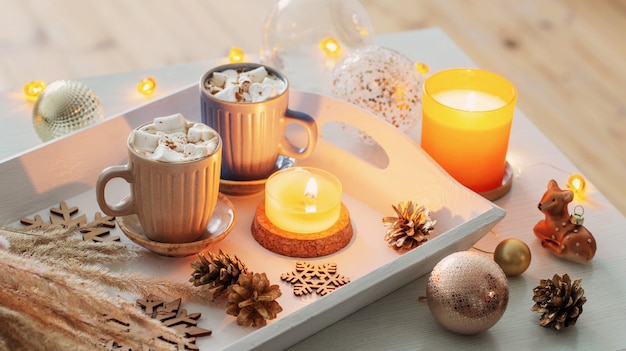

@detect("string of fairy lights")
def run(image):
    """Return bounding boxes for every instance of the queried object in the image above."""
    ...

[14,34,596,336]
[18,39,589,200]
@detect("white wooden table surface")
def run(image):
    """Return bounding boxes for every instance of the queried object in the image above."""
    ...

[1,28,624,350]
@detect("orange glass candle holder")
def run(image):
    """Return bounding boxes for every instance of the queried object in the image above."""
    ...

[421,68,517,194]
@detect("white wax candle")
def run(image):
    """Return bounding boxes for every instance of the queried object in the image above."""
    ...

[433,89,506,112]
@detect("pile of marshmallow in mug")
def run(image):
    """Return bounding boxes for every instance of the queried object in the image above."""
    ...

[204,66,286,103]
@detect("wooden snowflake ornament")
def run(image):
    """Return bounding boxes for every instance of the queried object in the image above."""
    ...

[281,261,350,296]
[105,295,212,351]
[20,201,119,242]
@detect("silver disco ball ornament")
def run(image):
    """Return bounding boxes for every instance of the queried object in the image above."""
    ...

[33,80,104,141]
[331,45,423,144]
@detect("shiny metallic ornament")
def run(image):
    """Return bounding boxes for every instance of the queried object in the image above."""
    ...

[32,80,104,141]
[494,238,532,276]
[570,205,585,226]
[426,251,509,334]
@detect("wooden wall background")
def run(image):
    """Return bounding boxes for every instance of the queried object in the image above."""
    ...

[1,0,624,214]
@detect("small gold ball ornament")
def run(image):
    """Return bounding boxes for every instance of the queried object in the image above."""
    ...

[426,251,509,335]
[494,238,531,277]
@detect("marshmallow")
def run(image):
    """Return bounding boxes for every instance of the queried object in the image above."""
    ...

[245,66,269,83]
[131,114,219,162]
[152,143,186,162]
[204,139,219,153]
[214,85,238,102]
[221,69,239,81]
[262,76,286,94]
[153,114,186,133]
[249,83,274,102]
[209,72,229,88]
[132,129,160,153]
[238,74,252,85]
[158,132,187,153]
[184,143,210,159]
[206,65,285,103]
[187,123,217,143]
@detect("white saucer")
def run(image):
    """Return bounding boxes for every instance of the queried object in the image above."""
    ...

[219,156,295,196]
[116,193,236,257]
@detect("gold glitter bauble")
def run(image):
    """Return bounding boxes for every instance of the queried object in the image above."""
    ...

[494,238,531,276]
[32,80,103,141]
[426,251,509,335]
[331,45,423,144]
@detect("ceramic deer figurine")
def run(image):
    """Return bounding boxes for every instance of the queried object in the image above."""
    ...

[533,179,597,263]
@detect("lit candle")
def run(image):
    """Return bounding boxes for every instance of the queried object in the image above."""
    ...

[265,167,342,233]
[421,68,517,193]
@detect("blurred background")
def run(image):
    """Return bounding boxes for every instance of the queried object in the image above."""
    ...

[1,0,625,213]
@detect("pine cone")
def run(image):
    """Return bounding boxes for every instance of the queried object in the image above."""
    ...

[531,273,587,330]
[382,201,436,251]
[226,272,283,327]
[189,250,248,298]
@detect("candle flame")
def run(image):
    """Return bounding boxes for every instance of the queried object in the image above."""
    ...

[304,177,318,213]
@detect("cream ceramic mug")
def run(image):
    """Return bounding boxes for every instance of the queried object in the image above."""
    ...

[200,63,317,181]
[96,115,222,243]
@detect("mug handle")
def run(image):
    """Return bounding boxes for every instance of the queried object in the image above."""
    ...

[280,108,318,159]
[95,164,136,217]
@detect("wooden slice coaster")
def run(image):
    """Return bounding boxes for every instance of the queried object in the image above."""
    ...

[251,201,353,258]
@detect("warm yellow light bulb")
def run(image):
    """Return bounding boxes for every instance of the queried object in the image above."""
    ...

[137,77,157,95]
[567,173,586,200]
[415,62,430,74]
[228,47,244,62]
[24,80,46,101]
[320,37,341,57]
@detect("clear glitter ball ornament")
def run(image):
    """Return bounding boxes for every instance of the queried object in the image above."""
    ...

[426,251,509,335]
[331,45,423,144]
[32,80,104,141]
[261,0,375,94]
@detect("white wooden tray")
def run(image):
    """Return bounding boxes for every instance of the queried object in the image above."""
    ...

[0,85,505,350]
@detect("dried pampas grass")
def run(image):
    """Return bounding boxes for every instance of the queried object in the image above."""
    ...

[0,225,213,301]
[1,225,139,264]
[0,221,213,349]
[0,250,189,351]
